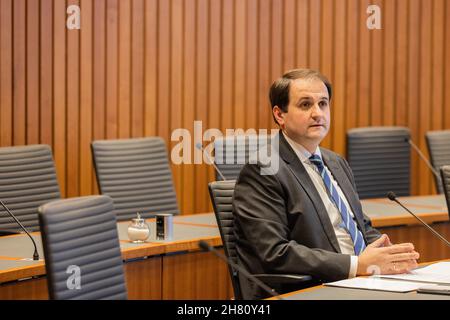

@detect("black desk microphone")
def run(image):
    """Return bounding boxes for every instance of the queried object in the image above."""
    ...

[387,191,450,248]
[0,199,40,260]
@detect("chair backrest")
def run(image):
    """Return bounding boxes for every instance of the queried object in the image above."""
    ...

[441,165,450,216]
[0,144,60,233]
[346,127,411,199]
[213,135,273,181]
[38,195,127,300]
[208,180,242,299]
[91,137,179,221]
[426,130,450,193]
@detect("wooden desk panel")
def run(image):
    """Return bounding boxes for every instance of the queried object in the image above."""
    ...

[0,277,48,300]
[124,256,162,300]
[162,250,233,300]
[380,222,450,262]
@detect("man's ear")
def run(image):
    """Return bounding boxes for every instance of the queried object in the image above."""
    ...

[273,106,285,127]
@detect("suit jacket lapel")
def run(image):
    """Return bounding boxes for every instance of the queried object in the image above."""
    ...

[321,149,366,239]
[278,133,341,253]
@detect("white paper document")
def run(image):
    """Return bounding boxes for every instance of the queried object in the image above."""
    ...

[325,277,427,293]
[379,262,450,284]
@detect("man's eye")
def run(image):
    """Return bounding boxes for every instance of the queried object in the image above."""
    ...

[301,102,310,108]
[320,101,328,107]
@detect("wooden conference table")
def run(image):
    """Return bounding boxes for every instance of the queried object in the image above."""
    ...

[277,259,450,300]
[0,194,448,300]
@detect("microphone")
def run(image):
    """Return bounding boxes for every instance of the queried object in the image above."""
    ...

[195,143,227,181]
[198,240,284,300]
[0,200,40,260]
[406,138,442,185]
[387,191,450,248]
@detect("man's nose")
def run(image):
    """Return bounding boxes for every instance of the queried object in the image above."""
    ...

[311,103,324,118]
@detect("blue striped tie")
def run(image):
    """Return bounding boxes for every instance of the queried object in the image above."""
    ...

[309,154,366,255]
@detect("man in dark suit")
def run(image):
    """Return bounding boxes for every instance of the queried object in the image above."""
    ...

[233,69,420,299]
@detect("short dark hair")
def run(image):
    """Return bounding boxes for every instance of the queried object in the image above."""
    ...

[269,69,332,122]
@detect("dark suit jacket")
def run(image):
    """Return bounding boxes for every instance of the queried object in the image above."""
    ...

[233,132,381,299]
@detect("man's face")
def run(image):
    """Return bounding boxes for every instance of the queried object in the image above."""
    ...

[273,78,330,152]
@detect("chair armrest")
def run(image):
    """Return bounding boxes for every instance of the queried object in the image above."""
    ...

[253,274,312,287]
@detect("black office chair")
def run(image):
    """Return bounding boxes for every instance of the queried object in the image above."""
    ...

[91,137,179,221]
[426,130,450,193]
[208,180,312,300]
[213,134,273,181]
[441,165,450,214]
[347,127,411,199]
[38,195,127,300]
[0,144,60,235]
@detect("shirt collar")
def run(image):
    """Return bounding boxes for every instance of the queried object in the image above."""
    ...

[282,131,322,164]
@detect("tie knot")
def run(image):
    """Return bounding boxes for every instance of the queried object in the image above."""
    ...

[309,154,324,170]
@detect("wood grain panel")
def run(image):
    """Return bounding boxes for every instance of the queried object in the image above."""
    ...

[0,277,48,300]
[380,222,450,263]
[0,0,449,215]
[0,0,13,147]
[79,0,93,196]
[67,0,80,198]
[162,250,233,300]
[40,0,54,148]
[124,257,162,300]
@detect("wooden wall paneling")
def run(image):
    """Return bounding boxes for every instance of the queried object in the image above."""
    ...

[308,0,321,70]
[319,0,333,150]
[383,0,395,126]
[171,0,183,210]
[283,0,296,72]
[357,0,371,127]
[1,0,449,214]
[181,0,196,214]
[258,0,271,130]
[345,0,359,132]
[296,0,309,68]
[157,0,170,144]
[79,0,93,196]
[234,0,247,130]
[27,0,40,145]
[446,0,450,129]
[0,0,13,147]
[369,0,383,126]
[332,0,346,156]
[195,0,210,213]
[430,0,445,194]
[418,0,432,195]
[124,257,162,300]
[395,0,408,127]
[67,0,80,198]
[54,0,67,197]
[40,0,53,148]
[162,250,232,300]
[407,0,420,195]
[119,0,132,139]
[13,0,27,147]
[106,0,119,139]
[271,0,283,89]
[144,0,158,138]
[246,0,258,131]
[131,0,145,139]
[208,0,222,185]
[221,0,234,132]
[92,0,106,195]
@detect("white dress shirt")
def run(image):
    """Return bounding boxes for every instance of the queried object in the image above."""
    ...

[283,132,358,278]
